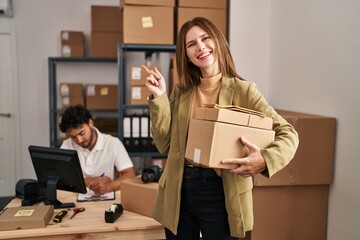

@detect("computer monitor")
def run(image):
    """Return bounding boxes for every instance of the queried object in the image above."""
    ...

[28,145,87,209]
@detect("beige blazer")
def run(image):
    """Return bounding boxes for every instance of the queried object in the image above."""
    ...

[148,76,299,238]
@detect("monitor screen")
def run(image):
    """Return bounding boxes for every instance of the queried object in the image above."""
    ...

[28,145,87,209]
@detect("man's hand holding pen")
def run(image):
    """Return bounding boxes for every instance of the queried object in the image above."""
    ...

[87,172,111,195]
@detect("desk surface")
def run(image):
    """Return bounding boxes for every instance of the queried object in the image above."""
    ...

[0,191,164,240]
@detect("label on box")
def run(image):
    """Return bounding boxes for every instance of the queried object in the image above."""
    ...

[87,85,96,96]
[194,148,201,164]
[62,97,70,105]
[62,45,71,57]
[131,67,142,80]
[100,87,109,96]
[142,17,153,28]
[15,209,34,217]
[62,31,69,41]
[60,84,70,96]
[132,87,142,99]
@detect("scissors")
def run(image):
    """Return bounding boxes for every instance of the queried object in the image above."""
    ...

[69,207,85,219]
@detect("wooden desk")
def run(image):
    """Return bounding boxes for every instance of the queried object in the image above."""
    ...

[0,191,165,240]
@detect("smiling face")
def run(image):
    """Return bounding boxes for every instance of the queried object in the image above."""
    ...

[185,26,219,78]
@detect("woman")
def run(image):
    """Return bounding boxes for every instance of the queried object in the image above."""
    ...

[142,17,299,240]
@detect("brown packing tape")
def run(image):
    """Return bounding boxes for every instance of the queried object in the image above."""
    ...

[203,103,266,118]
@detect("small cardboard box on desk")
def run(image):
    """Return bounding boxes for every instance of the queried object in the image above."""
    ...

[185,104,275,169]
[0,205,54,231]
[121,176,158,218]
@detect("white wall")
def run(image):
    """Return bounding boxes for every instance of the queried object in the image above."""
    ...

[229,0,271,96]
[268,1,360,239]
[230,0,360,239]
[0,0,359,239]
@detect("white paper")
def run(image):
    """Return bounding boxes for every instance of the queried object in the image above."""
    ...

[77,188,115,202]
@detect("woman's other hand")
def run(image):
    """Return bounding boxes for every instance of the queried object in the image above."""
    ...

[221,137,267,177]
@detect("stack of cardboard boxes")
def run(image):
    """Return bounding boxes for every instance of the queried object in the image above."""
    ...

[59,83,84,109]
[250,110,336,240]
[58,83,118,110]
[119,108,336,240]
[177,0,228,37]
[129,66,157,105]
[168,55,178,89]
[62,0,228,58]
[185,105,275,169]
[89,1,176,58]
[90,5,123,58]
[85,84,118,110]
[60,31,85,58]
[121,0,175,45]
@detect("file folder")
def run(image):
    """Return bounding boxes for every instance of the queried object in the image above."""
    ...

[131,115,140,152]
[140,116,149,152]
[123,116,131,151]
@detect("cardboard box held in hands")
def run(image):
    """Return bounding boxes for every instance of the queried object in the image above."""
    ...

[185,104,275,169]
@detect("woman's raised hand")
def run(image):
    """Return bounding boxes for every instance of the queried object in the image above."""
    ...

[141,65,167,98]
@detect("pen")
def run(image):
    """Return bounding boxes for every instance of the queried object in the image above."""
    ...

[87,172,105,189]
[98,172,105,181]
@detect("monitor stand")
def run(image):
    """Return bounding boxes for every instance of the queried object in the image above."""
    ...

[44,177,75,209]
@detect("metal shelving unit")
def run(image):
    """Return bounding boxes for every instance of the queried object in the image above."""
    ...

[117,44,176,157]
[48,57,117,147]
[48,45,176,156]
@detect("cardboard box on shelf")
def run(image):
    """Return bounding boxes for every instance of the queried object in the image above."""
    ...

[130,86,151,105]
[251,185,329,240]
[253,110,336,186]
[61,96,85,109]
[86,84,118,110]
[61,31,84,45]
[185,106,275,169]
[130,66,161,86]
[178,0,227,9]
[122,5,174,44]
[120,0,175,7]
[177,7,227,37]
[0,205,54,231]
[120,176,158,217]
[60,31,85,57]
[168,54,179,92]
[59,83,84,108]
[59,83,83,97]
[61,45,84,58]
[91,5,122,32]
[94,117,118,137]
[90,32,123,58]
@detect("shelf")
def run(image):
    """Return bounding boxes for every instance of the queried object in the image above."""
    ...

[48,45,174,158]
[118,44,176,53]
[48,57,117,63]
[117,44,175,158]
[48,57,117,147]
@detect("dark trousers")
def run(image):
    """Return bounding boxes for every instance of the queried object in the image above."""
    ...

[165,166,238,240]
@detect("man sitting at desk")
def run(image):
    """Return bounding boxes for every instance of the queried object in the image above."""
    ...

[59,104,135,195]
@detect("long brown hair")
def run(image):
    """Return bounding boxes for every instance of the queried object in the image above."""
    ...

[176,17,243,91]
